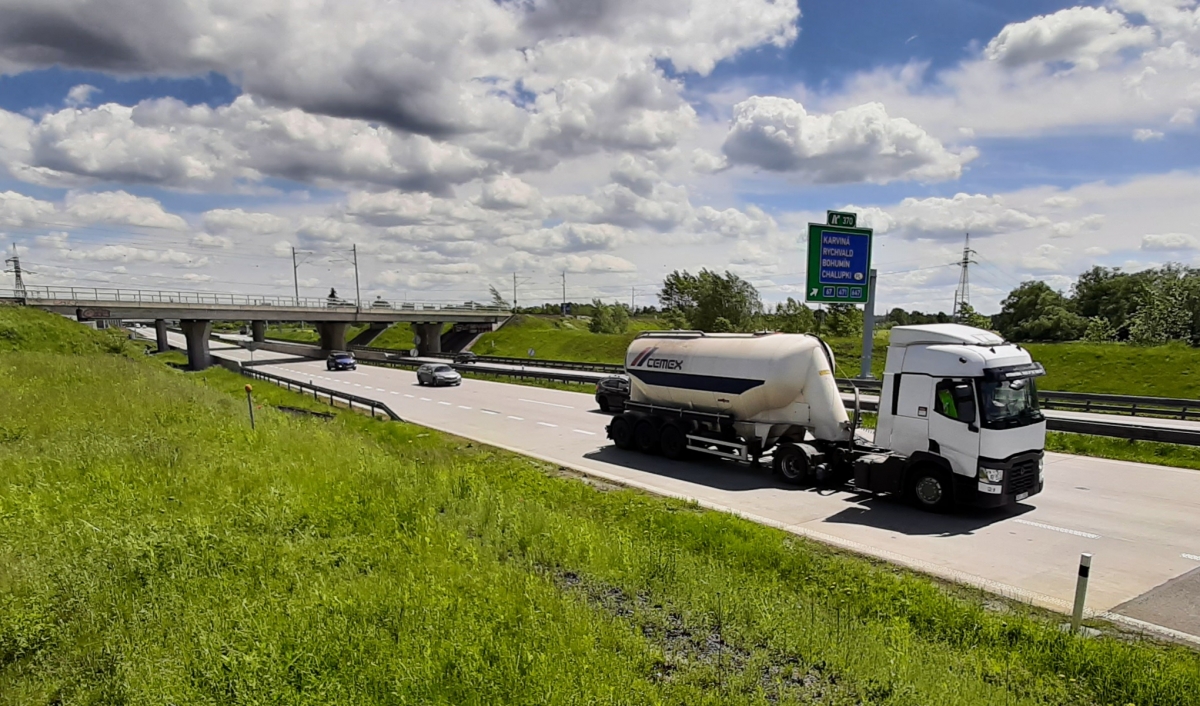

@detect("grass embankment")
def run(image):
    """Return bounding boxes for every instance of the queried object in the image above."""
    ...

[4,305,1199,704]
[471,315,662,363]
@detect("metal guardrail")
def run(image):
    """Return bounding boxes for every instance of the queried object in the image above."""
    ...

[242,366,402,420]
[2,286,509,314]
[1038,390,1200,421]
[363,357,602,386]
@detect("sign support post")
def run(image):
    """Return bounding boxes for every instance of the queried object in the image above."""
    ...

[859,269,877,379]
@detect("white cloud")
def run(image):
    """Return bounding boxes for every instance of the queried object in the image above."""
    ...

[479,175,540,210]
[984,6,1154,69]
[64,191,187,230]
[202,208,289,236]
[1133,127,1165,140]
[862,193,1050,240]
[191,233,233,249]
[0,190,54,227]
[1141,232,1199,250]
[549,253,638,274]
[64,84,99,107]
[721,97,973,183]
[497,222,630,254]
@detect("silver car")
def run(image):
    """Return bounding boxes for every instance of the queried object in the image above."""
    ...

[417,363,462,387]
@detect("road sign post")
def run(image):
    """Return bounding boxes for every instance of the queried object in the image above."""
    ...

[859,269,877,379]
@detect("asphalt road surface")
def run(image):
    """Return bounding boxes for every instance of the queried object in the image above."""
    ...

[141,329,1200,643]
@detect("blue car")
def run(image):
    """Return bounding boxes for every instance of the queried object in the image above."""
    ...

[327,351,357,371]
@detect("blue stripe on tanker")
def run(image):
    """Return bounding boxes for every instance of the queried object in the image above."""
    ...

[628,369,764,395]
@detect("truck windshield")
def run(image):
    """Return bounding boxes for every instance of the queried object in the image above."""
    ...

[979,377,1042,429]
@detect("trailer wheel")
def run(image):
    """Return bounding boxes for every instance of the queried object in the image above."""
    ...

[598,397,610,413]
[773,445,808,485]
[659,423,687,460]
[634,419,660,454]
[910,466,953,512]
[609,415,635,450]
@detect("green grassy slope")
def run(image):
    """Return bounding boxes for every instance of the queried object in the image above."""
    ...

[3,304,1197,704]
[471,315,663,363]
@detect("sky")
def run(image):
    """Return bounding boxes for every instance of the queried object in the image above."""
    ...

[1,0,1198,314]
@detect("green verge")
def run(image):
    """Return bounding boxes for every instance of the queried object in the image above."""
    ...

[470,315,663,363]
[2,304,1199,705]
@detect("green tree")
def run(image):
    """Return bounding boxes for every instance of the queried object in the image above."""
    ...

[1128,274,1192,345]
[588,299,629,334]
[824,304,863,337]
[488,285,510,310]
[955,302,992,329]
[995,281,1086,341]
[771,298,816,333]
[658,269,762,332]
[1083,317,1118,343]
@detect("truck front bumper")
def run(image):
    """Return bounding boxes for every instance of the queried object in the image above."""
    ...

[953,451,1044,508]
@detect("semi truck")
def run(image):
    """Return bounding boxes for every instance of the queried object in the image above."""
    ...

[605,324,1047,511]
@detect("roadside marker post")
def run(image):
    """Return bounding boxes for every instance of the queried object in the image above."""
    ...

[1071,553,1092,634]
[245,384,256,430]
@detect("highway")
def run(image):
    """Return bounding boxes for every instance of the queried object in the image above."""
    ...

[142,328,1200,643]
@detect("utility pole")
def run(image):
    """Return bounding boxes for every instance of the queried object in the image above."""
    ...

[291,247,315,305]
[952,232,976,320]
[5,243,25,297]
[631,286,635,311]
[352,244,361,312]
[561,271,566,316]
[512,272,518,313]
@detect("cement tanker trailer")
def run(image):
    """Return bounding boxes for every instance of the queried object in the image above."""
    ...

[606,325,1048,511]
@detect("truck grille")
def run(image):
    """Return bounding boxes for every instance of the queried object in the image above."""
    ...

[1009,459,1038,495]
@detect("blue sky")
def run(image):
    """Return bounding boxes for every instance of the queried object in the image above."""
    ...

[0,0,1196,312]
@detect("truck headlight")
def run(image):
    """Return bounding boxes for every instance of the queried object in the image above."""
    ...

[978,466,1004,484]
[1038,456,1044,483]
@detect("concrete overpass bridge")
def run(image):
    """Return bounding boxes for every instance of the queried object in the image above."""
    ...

[2,286,507,370]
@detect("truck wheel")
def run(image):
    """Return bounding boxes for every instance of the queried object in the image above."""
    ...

[910,467,954,512]
[634,419,660,454]
[598,397,610,413]
[609,415,635,450]
[659,423,687,460]
[773,445,808,485]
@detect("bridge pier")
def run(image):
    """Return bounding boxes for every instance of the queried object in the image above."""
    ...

[180,319,212,370]
[316,321,349,353]
[154,319,170,353]
[413,322,443,355]
[251,320,265,343]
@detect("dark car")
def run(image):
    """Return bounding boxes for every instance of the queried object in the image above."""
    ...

[327,351,357,371]
[595,375,629,413]
[453,351,478,364]
[417,363,462,387]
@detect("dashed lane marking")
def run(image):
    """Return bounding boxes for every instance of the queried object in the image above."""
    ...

[1183,553,1200,562]
[1014,519,1100,539]
[404,394,415,398]
[420,397,432,402]
[537,422,558,428]
[573,429,596,435]
[519,398,574,409]
[480,410,499,415]
[438,401,452,406]
[507,415,524,421]
[458,405,472,410]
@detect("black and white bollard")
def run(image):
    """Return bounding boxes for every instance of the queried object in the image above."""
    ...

[245,384,256,430]
[1071,553,1092,634]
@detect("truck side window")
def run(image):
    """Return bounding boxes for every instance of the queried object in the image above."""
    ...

[934,380,976,424]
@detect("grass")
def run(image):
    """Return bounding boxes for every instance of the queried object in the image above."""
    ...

[471,315,664,363]
[2,303,1200,704]
[1025,341,1200,399]
[265,324,368,345]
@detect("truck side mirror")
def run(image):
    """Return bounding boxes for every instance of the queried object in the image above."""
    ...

[967,422,979,433]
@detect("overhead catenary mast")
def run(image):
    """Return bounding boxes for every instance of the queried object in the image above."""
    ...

[952,232,976,320]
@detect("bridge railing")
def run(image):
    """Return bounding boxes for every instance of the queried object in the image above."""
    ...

[2,286,509,314]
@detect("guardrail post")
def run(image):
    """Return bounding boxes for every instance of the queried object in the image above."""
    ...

[1071,553,1092,634]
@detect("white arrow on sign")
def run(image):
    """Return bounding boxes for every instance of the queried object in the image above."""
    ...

[810,287,819,296]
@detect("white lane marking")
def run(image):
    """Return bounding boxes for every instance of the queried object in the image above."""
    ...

[1014,519,1100,539]
[520,398,574,409]
[480,409,499,415]
[573,429,596,435]
[390,391,398,395]
[404,394,415,398]
[420,397,432,402]
[507,415,524,421]
[438,401,452,406]
[538,422,558,428]
[1183,553,1200,562]
[458,405,472,410]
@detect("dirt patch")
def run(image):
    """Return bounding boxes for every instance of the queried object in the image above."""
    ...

[552,570,860,703]
[550,466,626,492]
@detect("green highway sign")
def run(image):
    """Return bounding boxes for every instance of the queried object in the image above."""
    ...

[806,221,873,304]
[827,210,857,227]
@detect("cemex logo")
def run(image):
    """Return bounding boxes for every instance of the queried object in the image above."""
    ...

[630,347,683,370]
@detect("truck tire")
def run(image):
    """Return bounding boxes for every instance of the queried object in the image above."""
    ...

[597,397,610,413]
[910,466,954,512]
[609,415,635,450]
[659,422,687,460]
[773,444,808,485]
[634,419,660,454]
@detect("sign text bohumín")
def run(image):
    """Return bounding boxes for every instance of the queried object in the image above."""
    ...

[806,214,873,304]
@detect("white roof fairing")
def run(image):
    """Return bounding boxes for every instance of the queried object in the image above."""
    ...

[889,324,1005,348]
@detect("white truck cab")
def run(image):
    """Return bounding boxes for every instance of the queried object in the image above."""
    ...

[874,324,1046,508]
